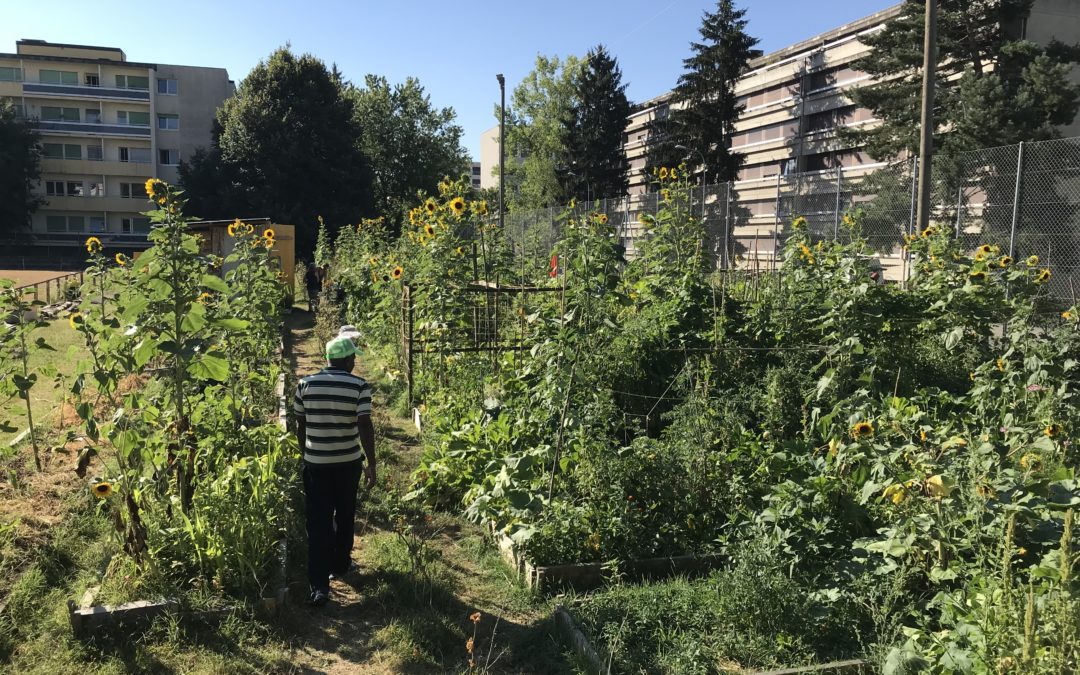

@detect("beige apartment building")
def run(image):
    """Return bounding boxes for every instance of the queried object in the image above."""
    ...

[0,40,232,257]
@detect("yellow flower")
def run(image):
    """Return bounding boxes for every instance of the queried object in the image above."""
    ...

[144,178,165,202]
[842,213,855,226]
[196,291,211,303]
[449,197,466,216]
[661,189,671,201]
[263,228,275,240]
[476,200,489,216]
[996,357,1005,372]
[670,167,678,180]
[920,226,936,238]
[978,244,993,255]
[455,246,464,256]
[408,209,419,225]
[1044,423,1061,438]
[970,270,987,281]
[115,253,128,266]
[425,224,436,237]
[68,312,83,329]
[470,611,481,624]
[425,198,437,214]
[1026,255,1040,267]
[999,256,1013,267]
[438,180,451,195]
[598,213,609,225]
[851,421,874,439]
[659,167,669,179]
[1019,453,1042,471]
[391,266,403,280]
[827,438,839,456]
[925,474,954,500]
[466,637,474,654]
[92,482,113,499]
[919,429,927,443]
[974,251,987,262]
[792,216,807,228]
[1035,268,1051,284]
[1063,310,1074,320]
[882,484,907,505]
[228,220,241,237]
[85,236,103,254]
[263,236,275,249]
[419,234,429,246]
[369,256,379,266]
[976,484,996,500]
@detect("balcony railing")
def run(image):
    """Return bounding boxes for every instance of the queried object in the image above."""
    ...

[22,82,151,101]
[38,120,151,137]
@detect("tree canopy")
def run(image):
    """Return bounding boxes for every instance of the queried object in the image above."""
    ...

[0,102,42,238]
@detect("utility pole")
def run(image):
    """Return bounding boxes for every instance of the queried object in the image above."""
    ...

[496,74,506,233]
[914,0,938,233]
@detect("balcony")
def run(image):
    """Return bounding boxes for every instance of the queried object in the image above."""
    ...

[39,195,153,213]
[40,158,154,177]
[38,120,151,138]
[23,82,150,102]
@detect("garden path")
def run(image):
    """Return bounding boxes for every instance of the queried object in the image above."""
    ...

[279,308,574,673]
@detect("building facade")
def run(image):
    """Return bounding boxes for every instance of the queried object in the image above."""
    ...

[469,161,482,189]
[0,40,232,255]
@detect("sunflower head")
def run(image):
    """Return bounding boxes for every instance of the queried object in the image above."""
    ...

[598,213,609,225]
[449,197,466,216]
[996,357,1005,372]
[68,312,83,330]
[144,178,166,203]
[1019,452,1042,471]
[419,234,429,246]
[659,167,669,180]
[425,224,436,237]
[1026,255,1040,267]
[476,200,489,216]
[920,226,936,238]
[455,246,464,256]
[263,228,275,239]
[391,266,404,280]
[970,270,987,281]
[669,167,678,180]
[115,253,128,267]
[882,484,907,505]
[369,256,379,266]
[851,421,875,439]
[425,199,437,214]
[1063,310,1074,320]
[85,237,103,254]
[227,219,241,237]
[92,482,113,499]
[1035,268,1051,284]
[974,251,987,262]
[1044,423,1061,438]
[999,256,1013,267]
[978,244,993,255]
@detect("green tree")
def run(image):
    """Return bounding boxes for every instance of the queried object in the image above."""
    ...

[563,45,631,200]
[647,0,759,184]
[350,75,468,228]
[0,101,43,236]
[846,0,1080,166]
[180,47,373,258]
[503,54,584,210]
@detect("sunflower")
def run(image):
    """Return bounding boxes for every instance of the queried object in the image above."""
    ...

[425,199,437,214]
[978,244,993,255]
[85,237,103,254]
[659,167,669,180]
[470,611,481,624]
[196,291,212,303]
[115,253,128,266]
[369,256,379,266]
[449,197,466,216]
[1044,423,1061,438]
[1035,268,1051,284]
[976,484,996,499]
[227,220,241,237]
[263,236,275,249]
[974,252,987,262]
[882,483,907,505]
[1019,453,1042,471]
[851,421,874,439]
[661,189,671,201]
[670,167,678,180]
[92,482,113,499]
[419,234,429,246]
[242,222,254,235]
[792,215,807,228]
[598,213,609,225]
[970,270,987,281]
[842,213,855,226]
[1026,255,1040,267]
[919,429,927,443]
[262,228,275,240]
[425,224,436,237]
[476,201,489,216]
[391,266,404,280]
[455,246,464,256]
[996,357,1005,372]
[144,178,165,202]
[925,474,953,500]
[999,256,1013,267]
[1063,310,1074,320]
[920,226,936,238]
[68,312,83,330]
[408,209,419,225]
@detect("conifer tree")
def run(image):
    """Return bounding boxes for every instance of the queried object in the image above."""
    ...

[563,45,631,200]
[647,0,759,184]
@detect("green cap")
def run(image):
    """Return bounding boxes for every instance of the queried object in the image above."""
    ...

[326,336,360,361]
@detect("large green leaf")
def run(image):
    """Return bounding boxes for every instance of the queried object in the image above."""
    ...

[187,352,229,381]
[201,274,230,294]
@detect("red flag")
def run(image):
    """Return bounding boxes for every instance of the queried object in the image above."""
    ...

[549,254,558,278]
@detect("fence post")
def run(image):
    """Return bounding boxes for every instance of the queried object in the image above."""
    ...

[905,156,919,285]
[722,182,732,269]
[954,184,963,238]
[1009,141,1025,259]
[772,173,782,266]
[833,166,843,239]
[404,284,414,409]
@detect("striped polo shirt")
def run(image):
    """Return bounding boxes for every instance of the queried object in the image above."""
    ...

[293,368,373,464]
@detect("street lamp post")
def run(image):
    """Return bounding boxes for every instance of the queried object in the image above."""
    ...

[914,0,938,235]
[496,74,506,234]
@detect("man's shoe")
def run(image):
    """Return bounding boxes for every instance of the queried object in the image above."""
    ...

[329,561,358,580]
[308,588,330,607]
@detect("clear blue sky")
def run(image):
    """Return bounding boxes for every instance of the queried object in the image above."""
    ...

[2,0,898,158]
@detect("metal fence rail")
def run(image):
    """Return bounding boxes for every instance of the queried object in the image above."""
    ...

[504,136,1080,301]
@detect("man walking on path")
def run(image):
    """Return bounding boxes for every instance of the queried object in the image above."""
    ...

[293,336,377,606]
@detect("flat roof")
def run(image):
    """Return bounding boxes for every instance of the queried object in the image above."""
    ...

[18,39,126,58]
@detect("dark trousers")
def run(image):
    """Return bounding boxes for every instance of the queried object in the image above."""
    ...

[303,459,362,591]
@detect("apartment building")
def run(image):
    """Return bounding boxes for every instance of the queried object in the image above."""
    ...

[0,40,232,256]
[469,161,482,189]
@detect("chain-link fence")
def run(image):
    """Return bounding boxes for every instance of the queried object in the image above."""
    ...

[504,136,1080,301]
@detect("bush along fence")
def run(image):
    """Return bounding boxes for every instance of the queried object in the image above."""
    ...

[319,170,1079,671]
[505,136,1080,302]
[63,180,298,625]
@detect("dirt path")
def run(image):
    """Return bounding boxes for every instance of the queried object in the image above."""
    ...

[280,309,573,674]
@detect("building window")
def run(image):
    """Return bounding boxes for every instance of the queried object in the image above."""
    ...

[84,73,99,87]
[157,78,178,95]
[119,182,147,198]
[85,109,101,124]
[88,216,106,232]
[89,182,104,197]
[43,144,83,160]
[119,147,152,163]
[67,216,85,232]
[41,106,82,122]
[117,110,150,126]
[65,144,82,160]
[159,149,180,165]
[0,67,22,82]
[46,215,67,232]
[45,181,64,196]
[87,144,103,161]
[121,217,151,234]
[157,114,179,130]
[115,74,150,90]
[40,69,78,85]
